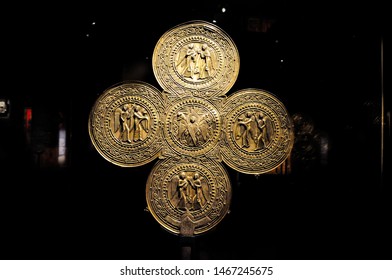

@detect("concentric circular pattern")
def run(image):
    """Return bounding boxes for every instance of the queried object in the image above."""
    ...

[88,81,165,167]
[152,20,240,98]
[221,88,294,174]
[163,96,221,157]
[146,156,231,235]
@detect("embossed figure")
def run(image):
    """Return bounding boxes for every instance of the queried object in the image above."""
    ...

[189,172,207,210]
[114,104,133,142]
[178,43,199,80]
[198,113,213,143]
[176,112,188,144]
[174,109,213,147]
[170,171,193,210]
[113,104,150,142]
[197,43,213,79]
[255,112,274,150]
[120,104,132,142]
[235,111,276,151]
[133,105,149,141]
[236,112,257,148]
[187,115,199,146]
[170,171,208,211]
[176,43,215,81]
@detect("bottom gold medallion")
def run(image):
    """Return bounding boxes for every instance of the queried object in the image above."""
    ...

[146,156,232,236]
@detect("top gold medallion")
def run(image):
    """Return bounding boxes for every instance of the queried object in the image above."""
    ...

[152,20,240,98]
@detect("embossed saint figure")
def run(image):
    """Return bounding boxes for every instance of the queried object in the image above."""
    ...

[170,171,209,211]
[176,171,191,210]
[197,43,214,79]
[189,172,208,210]
[133,105,150,141]
[177,43,199,80]
[235,111,275,151]
[255,112,274,150]
[173,109,214,147]
[197,113,213,143]
[113,104,150,143]
[187,115,199,146]
[236,111,257,148]
[176,43,215,81]
[169,171,193,210]
[175,112,188,144]
[114,104,133,142]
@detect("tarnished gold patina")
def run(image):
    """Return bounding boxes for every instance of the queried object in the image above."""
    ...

[88,81,164,167]
[163,96,222,157]
[146,156,231,236]
[88,20,294,236]
[221,88,294,174]
[152,20,240,98]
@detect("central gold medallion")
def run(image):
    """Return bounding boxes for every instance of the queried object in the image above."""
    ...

[164,97,221,157]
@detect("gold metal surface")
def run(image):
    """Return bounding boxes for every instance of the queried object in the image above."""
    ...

[221,88,294,174]
[88,81,164,167]
[152,20,240,98]
[163,96,222,157]
[146,156,231,236]
[88,21,294,236]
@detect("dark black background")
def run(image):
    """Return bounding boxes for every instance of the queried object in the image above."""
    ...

[1,1,390,260]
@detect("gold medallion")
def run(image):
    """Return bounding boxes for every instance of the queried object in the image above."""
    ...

[221,88,295,174]
[145,156,232,236]
[163,96,221,157]
[152,20,240,98]
[88,81,165,167]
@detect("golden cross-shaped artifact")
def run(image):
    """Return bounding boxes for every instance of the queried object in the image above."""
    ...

[88,20,294,236]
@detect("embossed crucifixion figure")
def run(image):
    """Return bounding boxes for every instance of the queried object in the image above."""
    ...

[88,20,294,237]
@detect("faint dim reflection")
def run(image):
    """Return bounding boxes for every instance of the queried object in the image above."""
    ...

[122,60,149,80]
[247,17,276,33]
[58,128,66,166]
[291,112,329,173]
[318,133,329,166]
